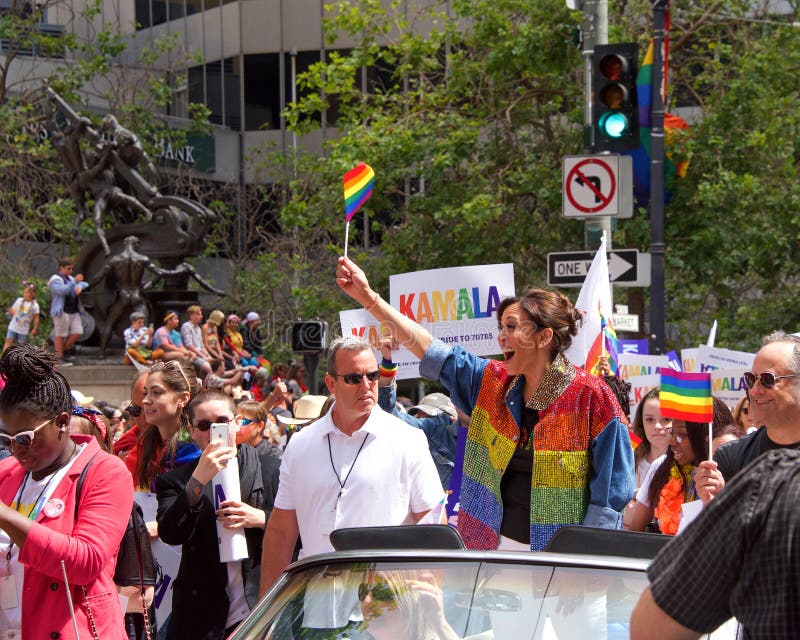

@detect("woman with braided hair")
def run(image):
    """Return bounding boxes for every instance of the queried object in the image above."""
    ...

[0,344,132,639]
[623,397,734,535]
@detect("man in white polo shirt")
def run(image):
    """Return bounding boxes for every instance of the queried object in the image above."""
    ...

[259,336,444,597]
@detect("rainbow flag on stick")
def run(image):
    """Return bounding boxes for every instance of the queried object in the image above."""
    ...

[588,307,619,376]
[343,162,375,221]
[342,162,375,258]
[659,369,713,423]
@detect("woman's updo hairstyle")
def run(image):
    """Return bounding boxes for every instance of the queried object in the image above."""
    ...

[0,345,71,418]
[496,287,583,354]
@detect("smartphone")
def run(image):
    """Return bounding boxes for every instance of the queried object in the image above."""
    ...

[210,422,231,447]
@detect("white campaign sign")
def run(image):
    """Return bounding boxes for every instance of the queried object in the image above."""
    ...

[339,309,421,381]
[710,367,749,408]
[617,353,671,380]
[681,347,699,373]
[626,374,660,424]
[363,263,516,379]
[697,345,754,372]
[136,492,181,630]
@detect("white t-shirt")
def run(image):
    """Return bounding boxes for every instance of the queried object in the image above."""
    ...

[8,298,40,335]
[0,445,84,634]
[275,405,443,629]
[634,454,666,508]
[635,457,653,490]
[274,403,445,559]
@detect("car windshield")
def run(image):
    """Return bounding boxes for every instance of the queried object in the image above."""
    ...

[234,558,650,639]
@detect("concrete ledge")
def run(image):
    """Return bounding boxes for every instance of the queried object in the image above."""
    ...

[60,363,139,406]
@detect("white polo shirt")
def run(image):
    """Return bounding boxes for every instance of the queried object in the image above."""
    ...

[274,403,445,559]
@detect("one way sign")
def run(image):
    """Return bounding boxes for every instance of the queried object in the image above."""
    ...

[547,249,650,287]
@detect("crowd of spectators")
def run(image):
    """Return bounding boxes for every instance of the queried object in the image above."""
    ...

[3,258,799,639]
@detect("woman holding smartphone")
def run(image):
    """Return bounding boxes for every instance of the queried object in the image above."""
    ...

[156,390,265,639]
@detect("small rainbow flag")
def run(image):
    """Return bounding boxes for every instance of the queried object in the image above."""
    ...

[588,307,619,376]
[659,369,713,422]
[343,162,375,221]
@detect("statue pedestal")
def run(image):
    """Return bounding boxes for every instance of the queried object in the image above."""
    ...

[145,290,200,325]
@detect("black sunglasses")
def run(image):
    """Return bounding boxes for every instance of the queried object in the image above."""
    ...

[334,371,381,385]
[743,371,797,390]
[194,415,231,432]
[358,581,395,603]
[127,404,143,418]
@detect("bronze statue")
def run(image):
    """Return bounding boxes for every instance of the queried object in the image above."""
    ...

[43,84,225,353]
[90,236,224,356]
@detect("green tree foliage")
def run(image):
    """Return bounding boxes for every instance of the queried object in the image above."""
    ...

[0,0,210,338]
[247,0,587,343]
[661,12,800,351]
[246,0,798,353]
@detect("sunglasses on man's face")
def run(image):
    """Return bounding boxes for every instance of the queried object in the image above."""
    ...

[334,371,381,385]
[193,415,231,432]
[0,417,55,448]
[743,371,797,390]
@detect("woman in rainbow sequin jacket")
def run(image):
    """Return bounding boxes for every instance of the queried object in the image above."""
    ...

[336,257,634,551]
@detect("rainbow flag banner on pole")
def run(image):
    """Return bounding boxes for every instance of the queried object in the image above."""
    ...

[659,369,713,422]
[343,162,375,221]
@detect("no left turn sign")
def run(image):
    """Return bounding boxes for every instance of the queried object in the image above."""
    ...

[562,154,631,218]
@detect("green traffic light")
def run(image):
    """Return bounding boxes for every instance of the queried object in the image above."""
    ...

[599,111,629,138]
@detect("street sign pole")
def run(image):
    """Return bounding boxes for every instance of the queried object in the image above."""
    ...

[648,0,669,354]
[580,0,611,259]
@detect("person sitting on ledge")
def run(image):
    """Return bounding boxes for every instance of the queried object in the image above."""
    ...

[124,311,159,365]
[153,310,212,378]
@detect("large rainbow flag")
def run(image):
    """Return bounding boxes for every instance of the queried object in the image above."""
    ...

[343,162,375,221]
[659,369,713,422]
[627,41,690,208]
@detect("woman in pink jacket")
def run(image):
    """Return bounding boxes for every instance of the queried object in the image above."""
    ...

[0,345,133,639]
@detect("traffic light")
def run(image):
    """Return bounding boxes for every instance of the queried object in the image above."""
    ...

[592,43,639,152]
[292,320,328,352]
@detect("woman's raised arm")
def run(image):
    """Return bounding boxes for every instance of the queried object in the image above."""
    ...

[336,256,433,359]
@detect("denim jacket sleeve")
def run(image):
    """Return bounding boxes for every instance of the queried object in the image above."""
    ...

[419,339,489,416]
[584,416,635,529]
[49,275,74,297]
[378,381,457,446]
[378,382,400,415]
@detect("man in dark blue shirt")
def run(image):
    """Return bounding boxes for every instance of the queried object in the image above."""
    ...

[696,331,800,504]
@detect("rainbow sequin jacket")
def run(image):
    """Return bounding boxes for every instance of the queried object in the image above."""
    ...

[420,339,634,551]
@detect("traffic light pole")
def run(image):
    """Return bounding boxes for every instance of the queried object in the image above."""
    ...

[648,0,669,354]
[582,0,612,253]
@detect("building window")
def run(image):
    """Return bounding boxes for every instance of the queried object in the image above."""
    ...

[243,53,280,131]
[188,58,241,130]
[285,50,322,127]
